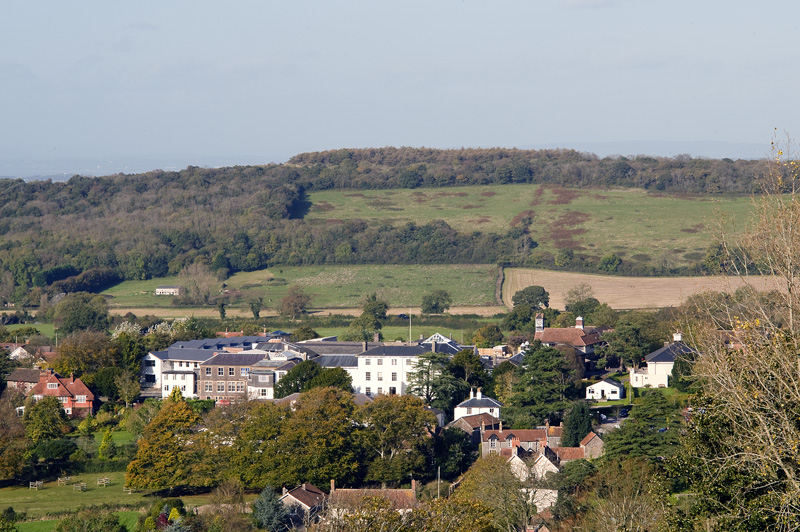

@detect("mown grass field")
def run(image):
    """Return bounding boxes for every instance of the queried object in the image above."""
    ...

[103,264,500,311]
[305,184,754,267]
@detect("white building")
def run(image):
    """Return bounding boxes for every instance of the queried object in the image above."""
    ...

[585,378,625,400]
[352,345,430,397]
[630,333,696,388]
[453,388,502,421]
[154,285,185,296]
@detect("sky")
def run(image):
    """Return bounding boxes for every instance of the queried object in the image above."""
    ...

[2,0,799,178]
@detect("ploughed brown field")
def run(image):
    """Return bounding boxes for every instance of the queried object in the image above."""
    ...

[503,268,783,310]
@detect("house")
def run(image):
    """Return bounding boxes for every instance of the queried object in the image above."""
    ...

[29,369,96,418]
[417,333,477,356]
[353,345,431,397]
[5,368,41,394]
[154,285,185,296]
[579,431,604,459]
[280,483,326,518]
[585,378,625,400]
[8,346,31,360]
[453,388,502,421]
[481,422,562,457]
[630,333,696,388]
[534,316,606,356]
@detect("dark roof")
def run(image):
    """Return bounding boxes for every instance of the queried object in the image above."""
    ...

[599,378,624,388]
[456,396,502,409]
[645,341,696,363]
[6,368,40,383]
[360,345,431,357]
[353,393,374,405]
[151,348,217,362]
[280,483,326,509]
[314,355,358,368]
[200,353,268,366]
[255,342,320,357]
[298,341,376,356]
[508,353,525,366]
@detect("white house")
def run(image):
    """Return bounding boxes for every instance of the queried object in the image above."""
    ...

[351,345,430,397]
[453,388,502,421]
[630,333,696,388]
[154,285,185,296]
[585,378,625,400]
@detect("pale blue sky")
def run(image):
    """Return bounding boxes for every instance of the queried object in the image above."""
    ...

[1,1,798,177]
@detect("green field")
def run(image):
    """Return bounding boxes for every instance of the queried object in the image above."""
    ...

[305,184,753,266]
[16,511,139,532]
[5,323,56,340]
[103,264,500,311]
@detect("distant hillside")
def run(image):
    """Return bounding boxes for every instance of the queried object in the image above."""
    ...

[0,147,766,306]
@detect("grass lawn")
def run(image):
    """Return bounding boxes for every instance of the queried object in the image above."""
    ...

[0,472,152,520]
[5,323,56,340]
[17,511,139,532]
[92,429,136,446]
[303,184,754,269]
[103,264,500,311]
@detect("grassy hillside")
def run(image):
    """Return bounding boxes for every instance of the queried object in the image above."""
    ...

[305,184,753,269]
[103,264,500,310]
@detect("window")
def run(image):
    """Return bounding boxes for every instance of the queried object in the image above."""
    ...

[241,368,249,376]
[377,359,383,365]
[145,360,155,367]
[218,368,224,376]
[205,368,211,376]
[194,362,199,368]
[260,389,268,397]
[365,372,371,381]
[467,408,472,415]
[377,372,383,381]
[228,382,236,392]
[389,387,396,395]
[205,383,213,392]
[75,395,86,403]
[365,387,371,396]
[217,382,225,392]
[377,387,383,395]
[229,368,235,376]
[236,382,245,392]
[181,385,186,391]
[489,408,494,414]
[490,439,496,449]
[365,359,371,365]
[391,372,397,381]
[392,359,397,365]
[33,395,43,400]
[259,375,269,382]
[164,385,169,391]
[47,383,58,389]
[145,375,155,383]
[179,361,183,367]
[180,374,185,381]
[65,408,71,415]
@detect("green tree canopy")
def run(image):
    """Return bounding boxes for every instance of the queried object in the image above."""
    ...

[23,396,71,444]
[51,292,110,333]
[421,289,452,315]
[361,293,389,321]
[252,487,290,531]
[561,402,593,447]
[274,360,321,399]
[407,351,467,411]
[512,285,549,309]
[305,367,353,393]
[279,285,311,319]
[291,325,319,342]
[471,324,505,348]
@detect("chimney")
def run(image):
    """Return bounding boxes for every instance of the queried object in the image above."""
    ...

[499,420,503,433]
[330,479,335,493]
[575,317,584,330]
[283,486,288,495]
[673,331,682,342]
[431,341,437,353]
[411,479,416,498]
[477,387,482,399]
[374,332,380,343]
[363,341,368,352]
[302,483,307,491]
[70,373,75,383]
[480,417,485,435]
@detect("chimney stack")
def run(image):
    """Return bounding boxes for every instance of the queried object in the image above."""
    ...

[363,341,368,352]
[575,317,584,330]
[330,479,335,493]
[499,420,503,432]
[477,387,482,399]
[283,486,288,495]
[302,483,307,491]
[411,479,416,498]
[673,331,683,342]
[431,341,436,353]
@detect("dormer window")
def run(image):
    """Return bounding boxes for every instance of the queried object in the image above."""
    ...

[47,383,58,389]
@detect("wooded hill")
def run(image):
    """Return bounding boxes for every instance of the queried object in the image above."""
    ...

[0,147,766,304]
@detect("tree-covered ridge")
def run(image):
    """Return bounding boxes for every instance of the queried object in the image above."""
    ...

[0,147,767,304]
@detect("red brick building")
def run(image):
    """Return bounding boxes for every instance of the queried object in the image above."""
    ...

[29,369,97,418]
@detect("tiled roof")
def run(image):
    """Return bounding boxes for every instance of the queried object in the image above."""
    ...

[447,413,500,430]
[579,431,600,447]
[30,371,94,400]
[6,368,41,383]
[361,345,430,357]
[553,447,585,461]
[199,352,268,366]
[280,483,326,509]
[535,328,603,347]
[456,396,503,409]
[598,378,624,388]
[483,429,548,443]
[314,355,358,368]
[645,341,696,363]
[330,489,416,510]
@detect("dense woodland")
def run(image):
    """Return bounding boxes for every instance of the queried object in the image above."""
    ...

[0,147,766,304]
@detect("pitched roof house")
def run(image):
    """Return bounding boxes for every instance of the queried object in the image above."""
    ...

[5,368,41,394]
[280,483,327,516]
[329,479,417,514]
[585,378,625,400]
[29,369,96,418]
[534,316,606,355]
[630,333,696,388]
[453,388,502,421]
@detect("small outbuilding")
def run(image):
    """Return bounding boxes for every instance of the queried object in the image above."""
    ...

[585,378,625,401]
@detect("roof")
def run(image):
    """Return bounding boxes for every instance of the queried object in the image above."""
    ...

[483,429,548,443]
[645,341,696,363]
[29,371,94,400]
[553,447,585,461]
[361,345,431,357]
[579,431,601,447]
[280,483,326,510]
[6,368,41,383]
[446,413,501,430]
[534,328,603,347]
[314,355,358,368]
[593,378,624,389]
[297,341,374,356]
[330,488,416,510]
[456,396,503,409]
[200,352,268,366]
[353,393,374,405]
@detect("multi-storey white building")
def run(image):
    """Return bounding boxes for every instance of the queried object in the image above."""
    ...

[352,345,431,397]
